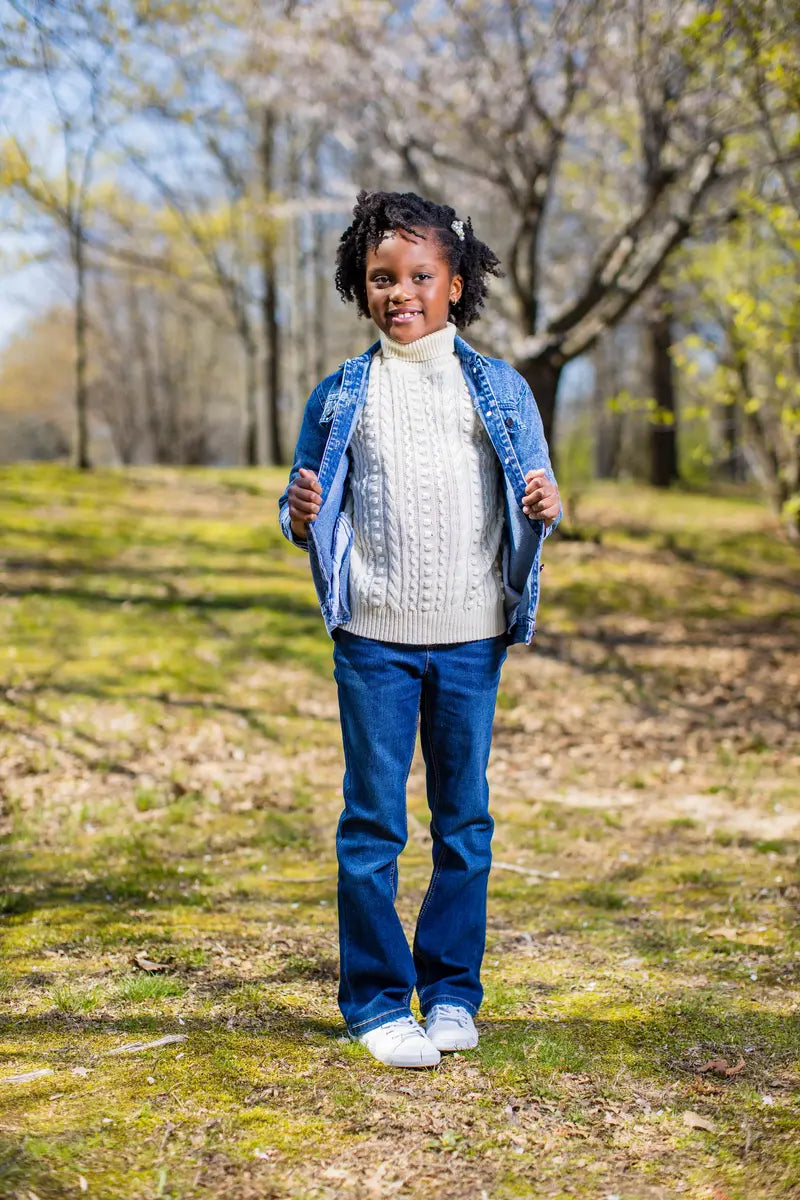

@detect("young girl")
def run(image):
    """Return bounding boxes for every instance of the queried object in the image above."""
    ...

[279,191,560,1068]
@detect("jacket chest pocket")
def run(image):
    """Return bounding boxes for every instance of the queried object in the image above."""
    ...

[498,403,526,439]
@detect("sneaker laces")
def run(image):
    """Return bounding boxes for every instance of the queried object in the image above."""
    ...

[388,1016,429,1045]
[430,1004,471,1027]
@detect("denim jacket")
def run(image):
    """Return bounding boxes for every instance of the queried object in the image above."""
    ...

[278,333,560,645]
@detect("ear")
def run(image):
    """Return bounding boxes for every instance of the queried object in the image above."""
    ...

[449,274,464,304]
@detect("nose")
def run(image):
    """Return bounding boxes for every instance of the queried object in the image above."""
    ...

[388,279,412,302]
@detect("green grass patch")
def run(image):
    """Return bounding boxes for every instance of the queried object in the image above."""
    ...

[0,467,798,1200]
[576,885,628,910]
[114,974,188,1002]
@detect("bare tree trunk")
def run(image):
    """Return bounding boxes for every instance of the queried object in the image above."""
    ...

[717,400,743,482]
[285,124,302,421]
[648,288,679,488]
[310,135,327,386]
[73,230,91,469]
[129,284,163,462]
[592,335,623,479]
[516,355,563,451]
[243,337,258,467]
[260,106,283,466]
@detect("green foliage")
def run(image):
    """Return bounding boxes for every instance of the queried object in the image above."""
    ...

[673,214,800,530]
[671,0,800,533]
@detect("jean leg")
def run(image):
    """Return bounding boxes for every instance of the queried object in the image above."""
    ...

[413,636,507,1017]
[333,631,424,1034]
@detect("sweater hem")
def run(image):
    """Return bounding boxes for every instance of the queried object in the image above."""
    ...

[342,603,507,645]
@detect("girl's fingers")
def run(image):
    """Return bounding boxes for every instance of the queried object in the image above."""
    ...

[523,488,552,506]
[523,491,560,518]
[289,484,322,505]
[290,496,321,517]
[297,469,322,493]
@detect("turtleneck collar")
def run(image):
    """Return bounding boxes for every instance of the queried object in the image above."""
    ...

[379,322,456,363]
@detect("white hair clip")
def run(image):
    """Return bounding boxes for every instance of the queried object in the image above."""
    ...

[451,219,465,241]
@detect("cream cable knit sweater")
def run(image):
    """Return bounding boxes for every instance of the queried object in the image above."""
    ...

[341,323,506,644]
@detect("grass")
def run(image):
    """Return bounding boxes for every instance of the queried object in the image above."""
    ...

[0,465,798,1200]
[115,975,188,1002]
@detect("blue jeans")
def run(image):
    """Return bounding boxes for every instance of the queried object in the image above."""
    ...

[332,629,508,1035]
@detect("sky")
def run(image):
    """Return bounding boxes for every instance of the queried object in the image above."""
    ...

[0,3,596,415]
[0,0,229,351]
[0,263,58,349]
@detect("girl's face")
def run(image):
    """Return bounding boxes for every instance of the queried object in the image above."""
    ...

[365,228,463,343]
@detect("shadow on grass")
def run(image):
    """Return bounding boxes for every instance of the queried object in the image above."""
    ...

[0,579,320,620]
[2,681,283,744]
[526,621,799,739]
[544,573,800,624]
[1,554,301,581]
[1,1006,795,1085]
[0,859,214,919]
[0,520,287,561]
[595,519,800,591]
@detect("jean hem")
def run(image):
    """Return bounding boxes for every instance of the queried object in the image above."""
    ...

[346,1003,415,1036]
[419,992,480,1019]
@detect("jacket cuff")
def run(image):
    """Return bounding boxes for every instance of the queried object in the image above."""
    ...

[280,505,309,551]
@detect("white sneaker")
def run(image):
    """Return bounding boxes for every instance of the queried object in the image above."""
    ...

[424,1004,479,1052]
[351,1015,441,1068]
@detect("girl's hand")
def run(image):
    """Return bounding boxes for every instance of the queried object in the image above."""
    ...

[522,469,560,526]
[288,467,322,539]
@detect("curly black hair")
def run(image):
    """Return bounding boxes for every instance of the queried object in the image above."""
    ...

[335,190,502,328]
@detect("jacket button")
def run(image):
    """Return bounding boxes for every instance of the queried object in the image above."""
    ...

[505,416,514,428]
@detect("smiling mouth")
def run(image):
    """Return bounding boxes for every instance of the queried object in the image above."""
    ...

[388,310,422,323]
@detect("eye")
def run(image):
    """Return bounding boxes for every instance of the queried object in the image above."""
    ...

[370,274,390,285]
[414,273,432,281]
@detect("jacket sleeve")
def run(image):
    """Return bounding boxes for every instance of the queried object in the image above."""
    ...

[278,380,332,552]
[515,374,562,539]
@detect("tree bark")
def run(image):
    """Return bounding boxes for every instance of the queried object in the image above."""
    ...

[242,336,259,467]
[648,289,679,488]
[73,229,91,469]
[260,106,284,467]
[717,400,743,482]
[591,334,624,479]
[310,135,327,387]
[516,355,563,451]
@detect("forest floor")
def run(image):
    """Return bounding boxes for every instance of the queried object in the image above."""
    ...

[0,464,798,1200]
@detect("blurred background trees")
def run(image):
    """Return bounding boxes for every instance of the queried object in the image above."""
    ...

[0,0,798,535]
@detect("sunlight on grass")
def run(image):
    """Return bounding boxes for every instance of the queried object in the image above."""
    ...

[0,466,797,1200]
[114,975,187,1002]
[49,982,104,1014]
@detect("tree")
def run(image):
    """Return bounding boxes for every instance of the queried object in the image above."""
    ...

[0,0,120,467]
[301,0,733,449]
[91,268,242,466]
[0,308,72,461]
[673,211,800,537]
[670,0,800,533]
